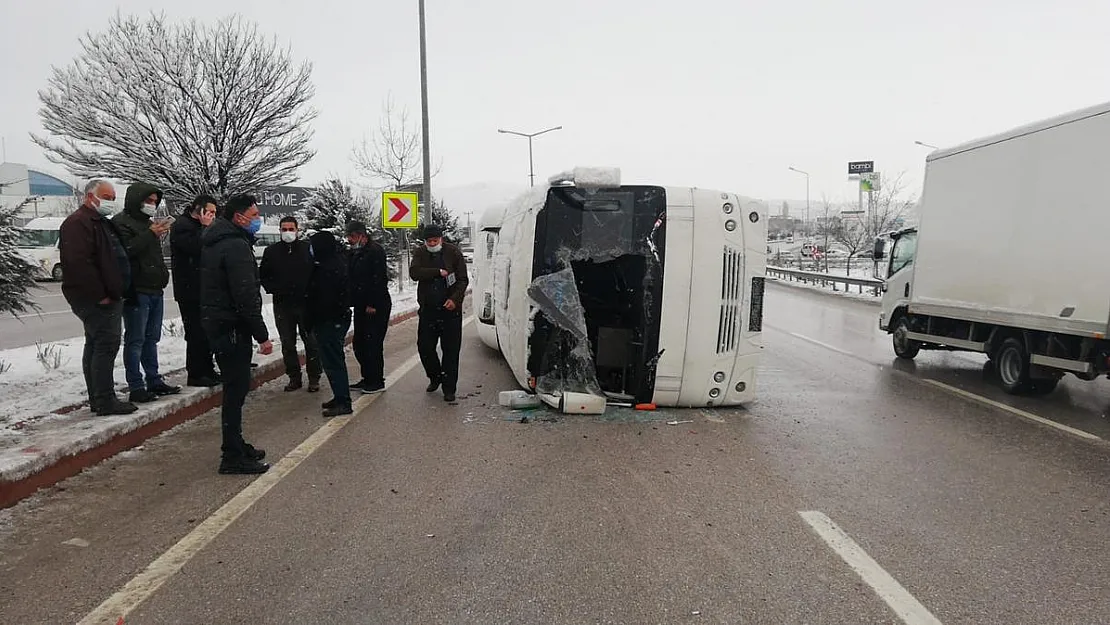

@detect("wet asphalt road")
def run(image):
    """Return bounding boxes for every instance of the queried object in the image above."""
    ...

[2,286,1110,624]
[0,281,183,350]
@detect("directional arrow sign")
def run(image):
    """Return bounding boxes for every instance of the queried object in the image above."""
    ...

[382,191,419,229]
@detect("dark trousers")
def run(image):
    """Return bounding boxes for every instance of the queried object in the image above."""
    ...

[213,329,253,458]
[315,316,352,406]
[352,300,391,388]
[70,300,124,409]
[179,299,217,380]
[417,309,463,393]
[275,301,321,382]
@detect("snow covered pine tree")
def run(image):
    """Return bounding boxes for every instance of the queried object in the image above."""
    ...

[0,204,42,316]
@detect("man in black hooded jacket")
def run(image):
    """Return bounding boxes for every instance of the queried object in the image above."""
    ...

[346,220,392,394]
[201,194,273,475]
[306,231,353,417]
[112,182,181,403]
[170,195,220,387]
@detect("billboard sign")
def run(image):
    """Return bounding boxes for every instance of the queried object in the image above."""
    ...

[255,185,315,215]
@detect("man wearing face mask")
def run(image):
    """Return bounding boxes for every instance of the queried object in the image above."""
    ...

[59,179,137,416]
[409,224,469,403]
[113,182,180,404]
[259,215,321,393]
[201,194,274,475]
[171,195,220,387]
[346,220,392,394]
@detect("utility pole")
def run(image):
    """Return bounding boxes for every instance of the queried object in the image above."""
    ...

[418,0,432,216]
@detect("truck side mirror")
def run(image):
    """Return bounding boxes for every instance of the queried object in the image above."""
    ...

[873,238,886,260]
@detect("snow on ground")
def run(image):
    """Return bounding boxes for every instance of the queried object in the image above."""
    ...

[0,286,419,436]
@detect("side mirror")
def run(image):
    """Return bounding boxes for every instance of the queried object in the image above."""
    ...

[872,238,886,260]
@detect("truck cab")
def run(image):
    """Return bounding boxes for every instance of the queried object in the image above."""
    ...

[875,227,917,333]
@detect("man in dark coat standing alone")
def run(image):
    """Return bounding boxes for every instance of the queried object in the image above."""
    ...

[346,220,392,395]
[201,194,273,475]
[260,216,321,393]
[409,224,468,403]
[306,231,352,417]
[170,195,220,387]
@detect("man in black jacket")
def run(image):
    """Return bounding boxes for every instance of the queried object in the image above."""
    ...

[260,216,321,393]
[346,220,392,394]
[170,195,220,387]
[306,231,353,417]
[113,182,181,403]
[201,194,273,475]
[409,224,469,403]
[60,179,137,416]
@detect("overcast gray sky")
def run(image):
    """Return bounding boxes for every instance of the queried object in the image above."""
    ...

[3,0,1110,206]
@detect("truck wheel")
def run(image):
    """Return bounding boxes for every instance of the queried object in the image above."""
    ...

[892,319,920,360]
[996,338,1031,394]
[51,264,63,281]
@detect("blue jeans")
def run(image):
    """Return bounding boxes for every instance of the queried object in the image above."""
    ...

[314,316,352,406]
[123,292,165,391]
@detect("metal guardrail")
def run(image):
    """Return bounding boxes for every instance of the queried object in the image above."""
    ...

[766,266,883,296]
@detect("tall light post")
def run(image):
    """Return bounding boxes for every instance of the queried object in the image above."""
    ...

[418,0,432,218]
[498,126,563,186]
[914,140,938,150]
[788,166,810,239]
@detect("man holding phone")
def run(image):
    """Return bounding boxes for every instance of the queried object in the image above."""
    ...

[112,182,181,404]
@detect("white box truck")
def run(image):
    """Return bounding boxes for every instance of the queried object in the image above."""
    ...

[876,101,1110,395]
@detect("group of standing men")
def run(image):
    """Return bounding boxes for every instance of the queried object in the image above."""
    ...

[59,180,470,476]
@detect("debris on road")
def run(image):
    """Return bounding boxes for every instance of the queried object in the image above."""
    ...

[667,420,693,426]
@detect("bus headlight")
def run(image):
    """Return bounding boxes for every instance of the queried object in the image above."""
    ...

[748,211,759,223]
[713,371,726,383]
[709,388,721,398]
[724,220,737,232]
[722,202,734,214]
[735,381,747,393]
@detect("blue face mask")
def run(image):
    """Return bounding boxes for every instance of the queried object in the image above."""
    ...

[245,216,262,236]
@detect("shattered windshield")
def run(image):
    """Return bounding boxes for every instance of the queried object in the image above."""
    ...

[527,186,667,404]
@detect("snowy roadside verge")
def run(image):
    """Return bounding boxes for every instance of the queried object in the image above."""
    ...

[0,290,429,508]
[766,273,882,307]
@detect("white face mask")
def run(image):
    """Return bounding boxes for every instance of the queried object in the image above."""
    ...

[426,243,442,253]
[280,231,297,244]
[141,203,158,217]
[95,198,118,216]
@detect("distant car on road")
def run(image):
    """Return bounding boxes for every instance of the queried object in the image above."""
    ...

[15,217,65,281]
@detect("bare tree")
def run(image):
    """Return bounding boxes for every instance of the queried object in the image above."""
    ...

[832,173,914,275]
[353,96,436,191]
[33,12,317,203]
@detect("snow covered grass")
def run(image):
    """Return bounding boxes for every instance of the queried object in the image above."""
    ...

[0,285,419,437]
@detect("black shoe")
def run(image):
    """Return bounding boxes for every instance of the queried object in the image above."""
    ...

[307,379,321,393]
[187,376,220,388]
[444,392,456,403]
[426,379,441,393]
[94,400,139,416]
[322,398,338,409]
[218,456,270,475]
[129,389,158,403]
[322,403,353,418]
[361,384,385,395]
[250,362,259,368]
[350,379,367,389]
[243,443,266,461]
[149,382,182,396]
[284,378,303,392]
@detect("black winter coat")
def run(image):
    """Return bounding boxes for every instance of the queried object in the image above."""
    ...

[112,182,170,296]
[259,239,313,305]
[305,232,350,327]
[200,218,269,343]
[409,242,468,312]
[348,241,391,311]
[170,213,204,303]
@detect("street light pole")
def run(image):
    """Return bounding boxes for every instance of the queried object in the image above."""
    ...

[788,165,810,236]
[498,126,563,186]
[914,140,939,150]
[418,0,432,220]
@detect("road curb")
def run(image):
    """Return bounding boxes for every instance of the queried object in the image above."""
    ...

[0,300,431,510]
[766,276,881,307]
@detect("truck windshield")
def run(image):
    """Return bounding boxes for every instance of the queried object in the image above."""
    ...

[889,232,916,276]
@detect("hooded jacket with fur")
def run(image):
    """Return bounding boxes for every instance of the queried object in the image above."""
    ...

[111,182,170,296]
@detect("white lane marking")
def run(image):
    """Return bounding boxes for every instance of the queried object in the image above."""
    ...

[920,379,1102,441]
[768,325,1105,443]
[78,317,474,625]
[799,511,943,625]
